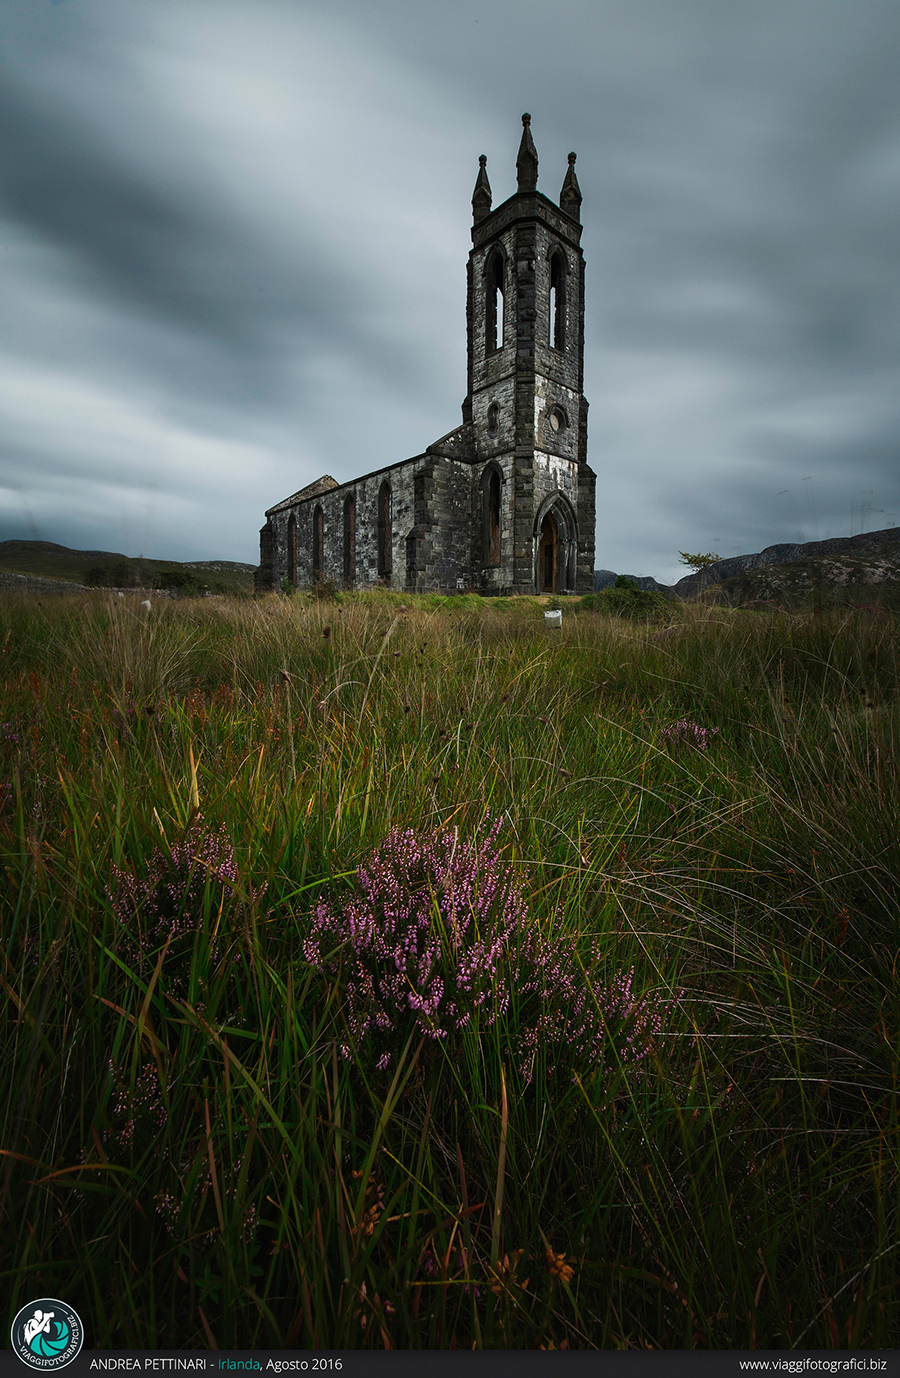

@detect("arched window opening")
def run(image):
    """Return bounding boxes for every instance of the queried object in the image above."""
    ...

[480,465,503,569]
[343,494,355,587]
[377,480,392,579]
[405,529,422,593]
[286,512,296,586]
[549,251,566,351]
[312,505,324,583]
[486,254,504,353]
[487,401,500,436]
[488,470,501,565]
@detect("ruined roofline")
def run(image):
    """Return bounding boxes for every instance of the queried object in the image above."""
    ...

[265,434,594,521]
[266,475,339,514]
[265,425,497,516]
[265,453,431,515]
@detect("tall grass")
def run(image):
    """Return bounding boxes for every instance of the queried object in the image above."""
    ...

[1,588,898,1349]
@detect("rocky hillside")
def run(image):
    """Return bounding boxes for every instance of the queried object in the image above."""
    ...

[671,526,900,605]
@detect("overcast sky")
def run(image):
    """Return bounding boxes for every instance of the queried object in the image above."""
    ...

[1,0,898,584]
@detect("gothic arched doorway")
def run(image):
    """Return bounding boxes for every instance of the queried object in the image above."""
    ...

[538,512,559,593]
[533,492,578,594]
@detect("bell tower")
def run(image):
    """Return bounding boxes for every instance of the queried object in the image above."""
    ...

[463,114,595,594]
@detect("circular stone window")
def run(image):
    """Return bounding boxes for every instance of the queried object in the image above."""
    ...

[549,406,567,432]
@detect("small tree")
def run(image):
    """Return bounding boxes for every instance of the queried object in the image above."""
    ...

[153,568,206,596]
[678,550,721,573]
[84,560,133,588]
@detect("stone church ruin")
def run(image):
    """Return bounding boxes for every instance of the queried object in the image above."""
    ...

[255,115,596,596]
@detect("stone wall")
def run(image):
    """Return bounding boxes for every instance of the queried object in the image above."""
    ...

[264,452,540,595]
[0,571,89,594]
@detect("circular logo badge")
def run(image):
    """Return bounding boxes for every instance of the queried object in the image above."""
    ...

[10,1299,84,1370]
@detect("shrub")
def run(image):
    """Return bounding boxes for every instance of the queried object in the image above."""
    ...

[659,718,720,752]
[303,818,672,1082]
[153,568,207,596]
[582,579,670,620]
[107,821,257,996]
[85,561,133,588]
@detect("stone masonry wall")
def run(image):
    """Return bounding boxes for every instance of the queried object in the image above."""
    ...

[267,455,519,594]
[265,449,540,596]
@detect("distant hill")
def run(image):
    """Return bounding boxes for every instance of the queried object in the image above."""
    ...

[593,569,674,595]
[593,527,900,607]
[670,526,900,605]
[0,541,257,594]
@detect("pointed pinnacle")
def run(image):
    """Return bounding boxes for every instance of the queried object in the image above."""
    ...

[516,112,538,192]
[472,153,492,222]
[559,150,582,220]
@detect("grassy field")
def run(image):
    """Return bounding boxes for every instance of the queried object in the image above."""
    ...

[1,587,898,1350]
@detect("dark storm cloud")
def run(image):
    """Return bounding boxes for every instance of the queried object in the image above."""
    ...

[0,65,429,409]
[0,0,897,576]
[2,15,456,380]
[0,84,211,330]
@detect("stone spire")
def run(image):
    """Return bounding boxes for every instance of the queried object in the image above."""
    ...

[471,154,492,222]
[559,151,582,221]
[516,112,538,192]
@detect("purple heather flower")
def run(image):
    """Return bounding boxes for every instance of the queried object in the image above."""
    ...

[304,817,675,1083]
[107,1059,166,1150]
[108,821,260,993]
[660,718,719,752]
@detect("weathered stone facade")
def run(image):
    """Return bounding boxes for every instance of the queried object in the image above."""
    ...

[256,115,596,595]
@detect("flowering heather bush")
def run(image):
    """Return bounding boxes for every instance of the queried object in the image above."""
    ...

[108,821,256,993]
[100,1058,258,1250]
[107,1058,166,1150]
[304,817,523,1064]
[660,718,720,752]
[514,949,668,1084]
[304,817,672,1082]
